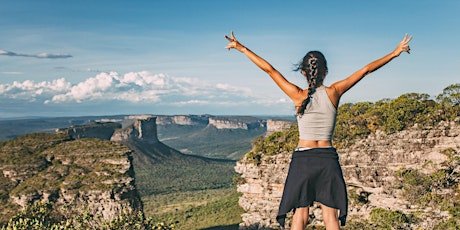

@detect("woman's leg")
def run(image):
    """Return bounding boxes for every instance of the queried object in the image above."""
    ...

[291,207,309,230]
[321,204,340,230]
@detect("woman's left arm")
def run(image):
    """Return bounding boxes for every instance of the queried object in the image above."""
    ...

[330,34,413,98]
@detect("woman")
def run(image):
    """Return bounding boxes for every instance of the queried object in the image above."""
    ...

[225,32,412,230]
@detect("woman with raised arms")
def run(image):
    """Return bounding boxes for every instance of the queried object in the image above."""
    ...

[225,32,412,230]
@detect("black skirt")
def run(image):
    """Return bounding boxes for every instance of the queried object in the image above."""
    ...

[276,147,348,228]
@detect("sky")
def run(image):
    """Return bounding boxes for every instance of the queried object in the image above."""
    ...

[0,0,459,118]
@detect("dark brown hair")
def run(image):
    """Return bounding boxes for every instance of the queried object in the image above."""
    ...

[294,51,328,115]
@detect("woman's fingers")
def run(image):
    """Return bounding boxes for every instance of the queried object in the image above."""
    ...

[405,34,412,53]
[225,31,238,50]
[225,35,232,42]
[399,34,413,54]
[225,31,237,42]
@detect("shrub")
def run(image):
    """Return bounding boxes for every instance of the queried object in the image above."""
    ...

[369,208,411,229]
[0,202,175,230]
[245,126,298,165]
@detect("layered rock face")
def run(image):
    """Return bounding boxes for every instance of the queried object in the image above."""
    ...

[156,114,267,130]
[266,119,294,135]
[209,117,265,130]
[111,117,158,143]
[56,122,121,140]
[0,133,142,225]
[236,119,460,229]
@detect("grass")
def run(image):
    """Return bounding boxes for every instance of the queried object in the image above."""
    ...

[145,188,243,230]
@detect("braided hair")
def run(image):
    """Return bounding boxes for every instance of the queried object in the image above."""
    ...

[294,51,328,115]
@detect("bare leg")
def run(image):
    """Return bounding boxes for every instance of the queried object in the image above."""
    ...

[291,207,309,230]
[321,204,340,230]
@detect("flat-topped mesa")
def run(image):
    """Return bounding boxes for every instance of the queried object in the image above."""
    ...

[208,117,265,130]
[111,117,159,143]
[155,115,210,126]
[56,122,121,140]
[266,119,294,135]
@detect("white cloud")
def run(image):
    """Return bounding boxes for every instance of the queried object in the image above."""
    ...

[0,49,72,59]
[0,71,258,105]
[0,71,296,117]
[0,78,71,101]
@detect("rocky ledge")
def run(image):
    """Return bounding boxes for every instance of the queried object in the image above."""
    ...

[0,133,142,226]
[236,119,460,229]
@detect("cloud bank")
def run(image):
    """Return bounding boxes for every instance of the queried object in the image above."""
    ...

[0,71,292,117]
[0,71,249,104]
[0,50,72,59]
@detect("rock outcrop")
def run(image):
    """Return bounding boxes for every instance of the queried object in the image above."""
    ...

[0,133,142,226]
[266,119,294,135]
[209,117,265,130]
[156,115,267,130]
[155,115,210,126]
[56,122,121,140]
[111,117,158,143]
[236,119,460,229]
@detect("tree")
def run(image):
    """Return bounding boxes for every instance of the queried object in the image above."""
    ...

[437,83,460,106]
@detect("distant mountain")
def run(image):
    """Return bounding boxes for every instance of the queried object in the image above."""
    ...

[1,114,294,160]
[109,117,236,196]
[0,115,126,140]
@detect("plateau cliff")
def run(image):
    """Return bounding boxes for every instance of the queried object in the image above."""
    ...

[110,116,236,196]
[58,115,236,195]
[235,118,460,229]
[56,122,121,140]
[265,119,294,135]
[0,133,142,227]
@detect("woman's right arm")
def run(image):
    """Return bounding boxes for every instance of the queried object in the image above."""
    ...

[225,32,305,104]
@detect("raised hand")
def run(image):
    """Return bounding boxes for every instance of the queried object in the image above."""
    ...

[394,33,413,56]
[225,31,245,52]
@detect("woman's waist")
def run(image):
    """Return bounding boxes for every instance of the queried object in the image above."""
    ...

[292,146,338,159]
[297,139,332,149]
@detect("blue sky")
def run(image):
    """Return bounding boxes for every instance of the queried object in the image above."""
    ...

[1,0,459,118]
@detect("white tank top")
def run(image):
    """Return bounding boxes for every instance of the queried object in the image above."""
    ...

[296,86,337,141]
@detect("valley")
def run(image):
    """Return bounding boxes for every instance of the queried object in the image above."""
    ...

[0,114,293,229]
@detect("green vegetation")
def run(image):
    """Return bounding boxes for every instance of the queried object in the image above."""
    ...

[126,140,241,229]
[147,188,243,230]
[0,202,174,230]
[335,89,458,148]
[245,126,298,165]
[159,123,266,160]
[434,206,460,230]
[0,133,142,227]
[126,140,236,197]
[368,208,414,230]
[0,119,243,229]
[396,148,459,209]
[342,146,459,229]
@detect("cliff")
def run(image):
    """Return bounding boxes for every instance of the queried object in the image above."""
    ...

[111,117,158,143]
[0,133,142,226]
[235,118,460,229]
[56,122,121,140]
[110,116,236,196]
[265,119,294,135]
[156,115,210,126]
[156,115,267,130]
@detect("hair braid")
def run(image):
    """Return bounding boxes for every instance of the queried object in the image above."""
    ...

[294,51,328,115]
